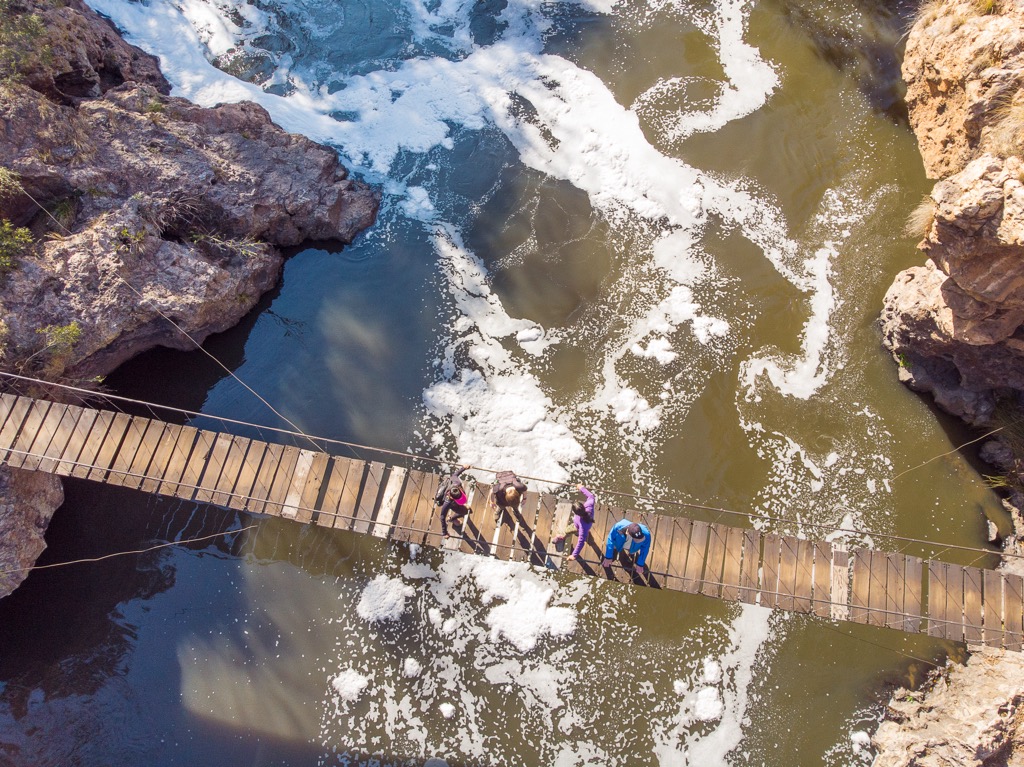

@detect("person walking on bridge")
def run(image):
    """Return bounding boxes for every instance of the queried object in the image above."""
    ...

[602,519,651,577]
[489,469,527,518]
[553,484,595,561]
[438,464,471,539]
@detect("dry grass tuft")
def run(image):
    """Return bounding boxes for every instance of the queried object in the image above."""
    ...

[905,196,937,239]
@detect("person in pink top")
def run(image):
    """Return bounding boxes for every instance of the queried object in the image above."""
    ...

[554,484,596,561]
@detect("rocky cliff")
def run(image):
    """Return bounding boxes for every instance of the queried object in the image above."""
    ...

[871,648,1024,767]
[0,0,379,596]
[881,0,1024,428]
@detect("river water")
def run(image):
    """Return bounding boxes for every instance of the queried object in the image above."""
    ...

[0,0,1009,764]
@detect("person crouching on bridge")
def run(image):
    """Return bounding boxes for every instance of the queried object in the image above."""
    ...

[439,464,471,539]
[602,520,651,578]
[489,470,527,519]
[553,484,596,561]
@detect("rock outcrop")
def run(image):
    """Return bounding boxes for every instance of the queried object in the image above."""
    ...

[881,0,1024,426]
[0,466,62,599]
[872,648,1024,767]
[0,0,379,594]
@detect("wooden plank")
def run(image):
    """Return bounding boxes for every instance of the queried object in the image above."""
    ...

[927,561,949,639]
[193,432,235,502]
[414,470,447,545]
[0,396,33,462]
[104,415,151,486]
[68,409,114,479]
[353,462,385,536]
[120,418,169,490]
[719,526,744,602]
[882,554,903,630]
[850,550,870,625]
[760,534,781,609]
[493,496,518,562]
[6,400,56,469]
[700,524,729,598]
[645,513,674,588]
[229,441,269,511]
[86,411,132,482]
[208,436,253,508]
[776,537,800,612]
[174,429,217,500]
[830,549,850,622]
[905,556,923,634]
[278,449,320,522]
[53,407,98,477]
[17,401,68,472]
[662,518,692,592]
[391,469,426,542]
[946,564,966,643]
[263,445,303,517]
[35,404,83,474]
[738,530,761,605]
[511,491,540,563]
[529,494,557,567]
[296,451,330,524]
[963,566,983,644]
[372,466,407,538]
[679,520,708,594]
[984,569,1003,648]
[137,422,182,492]
[460,481,496,555]
[0,393,19,436]
[866,550,888,628]
[812,541,833,618]
[155,425,200,497]
[1003,573,1023,651]
[320,457,365,530]
[793,539,814,614]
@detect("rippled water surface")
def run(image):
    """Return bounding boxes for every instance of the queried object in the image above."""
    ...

[0,0,1005,764]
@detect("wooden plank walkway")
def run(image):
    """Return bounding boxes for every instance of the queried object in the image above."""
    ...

[0,392,1021,649]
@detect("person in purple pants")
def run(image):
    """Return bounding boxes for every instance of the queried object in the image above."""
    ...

[554,484,595,561]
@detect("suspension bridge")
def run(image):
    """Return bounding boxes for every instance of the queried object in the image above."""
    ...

[1,377,1021,651]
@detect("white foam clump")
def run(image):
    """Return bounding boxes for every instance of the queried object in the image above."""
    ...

[701,658,722,685]
[401,561,437,580]
[403,658,423,678]
[608,387,660,432]
[457,556,576,652]
[439,703,456,719]
[850,730,871,754]
[331,668,370,702]
[692,687,724,722]
[356,575,414,622]
[631,337,677,364]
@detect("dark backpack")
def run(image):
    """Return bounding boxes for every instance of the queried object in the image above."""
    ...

[434,476,452,506]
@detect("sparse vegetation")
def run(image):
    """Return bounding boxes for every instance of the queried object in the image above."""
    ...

[971,0,999,15]
[192,232,265,259]
[23,321,81,377]
[115,226,146,254]
[904,196,936,239]
[0,219,31,276]
[0,0,48,84]
[988,96,1024,158]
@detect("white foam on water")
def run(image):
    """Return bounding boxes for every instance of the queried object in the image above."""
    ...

[632,0,779,142]
[356,575,415,622]
[330,668,370,702]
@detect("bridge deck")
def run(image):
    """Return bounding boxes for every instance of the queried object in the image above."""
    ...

[1,392,1020,649]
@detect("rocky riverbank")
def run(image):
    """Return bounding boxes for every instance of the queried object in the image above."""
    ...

[0,0,379,596]
[873,1,1024,763]
[881,0,1024,470]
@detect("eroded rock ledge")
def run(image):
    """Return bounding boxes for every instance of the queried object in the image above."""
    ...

[0,0,379,596]
[881,0,1024,426]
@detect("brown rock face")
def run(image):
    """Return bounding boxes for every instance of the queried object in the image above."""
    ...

[0,0,379,596]
[0,466,63,598]
[872,648,1024,767]
[0,0,379,379]
[882,1,1024,425]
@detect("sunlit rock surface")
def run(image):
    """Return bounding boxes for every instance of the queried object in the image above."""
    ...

[872,648,1024,767]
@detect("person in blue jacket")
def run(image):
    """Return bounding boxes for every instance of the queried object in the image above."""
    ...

[602,520,651,577]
